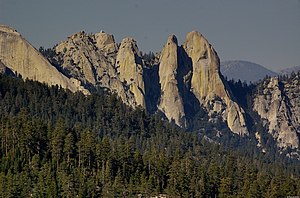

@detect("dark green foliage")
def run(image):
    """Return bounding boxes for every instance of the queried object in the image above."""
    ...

[0,74,299,197]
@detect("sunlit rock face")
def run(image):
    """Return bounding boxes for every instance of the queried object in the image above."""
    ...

[0,25,88,94]
[55,31,145,108]
[183,31,248,135]
[116,37,146,108]
[158,35,186,126]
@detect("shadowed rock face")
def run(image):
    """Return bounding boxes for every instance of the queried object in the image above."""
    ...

[0,60,7,73]
[0,25,88,94]
[0,60,14,76]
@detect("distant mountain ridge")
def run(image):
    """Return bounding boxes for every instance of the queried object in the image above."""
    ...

[279,65,300,75]
[221,60,277,83]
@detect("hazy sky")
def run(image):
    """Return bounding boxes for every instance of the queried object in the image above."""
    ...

[0,0,299,71]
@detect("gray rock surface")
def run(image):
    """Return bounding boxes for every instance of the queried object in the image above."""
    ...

[55,31,145,108]
[254,76,300,149]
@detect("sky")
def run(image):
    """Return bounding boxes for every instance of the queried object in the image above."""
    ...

[0,0,299,71]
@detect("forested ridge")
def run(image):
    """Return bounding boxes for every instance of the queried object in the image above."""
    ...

[0,74,299,197]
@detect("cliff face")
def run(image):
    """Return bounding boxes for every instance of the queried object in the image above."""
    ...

[55,31,112,86]
[0,25,88,94]
[116,37,145,107]
[183,31,248,135]
[55,31,145,108]
[158,35,186,126]
[152,31,248,135]
[254,76,300,149]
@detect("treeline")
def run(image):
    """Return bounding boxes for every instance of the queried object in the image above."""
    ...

[0,74,299,197]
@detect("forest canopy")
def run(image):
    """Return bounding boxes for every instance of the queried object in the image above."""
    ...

[0,74,299,197]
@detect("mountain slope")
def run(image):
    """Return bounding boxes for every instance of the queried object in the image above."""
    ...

[221,60,277,83]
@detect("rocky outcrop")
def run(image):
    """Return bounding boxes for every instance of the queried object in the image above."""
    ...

[55,31,145,108]
[2,24,300,156]
[116,38,145,107]
[158,35,186,126]
[254,76,300,149]
[155,31,248,135]
[183,31,248,135]
[56,31,103,85]
[0,25,88,94]
[94,31,118,55]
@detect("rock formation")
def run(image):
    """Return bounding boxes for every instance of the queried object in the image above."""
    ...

[158,35,186,126]
[94,31,118,55]
[0,25,88,94]
[116,37,145,107]
[55,31,145,108]
[1,24,299,155]
[0,25,248,136]
[55,31,103,85]
[254,76,300,149]
[182,31,248,135]
[154,31,249,135]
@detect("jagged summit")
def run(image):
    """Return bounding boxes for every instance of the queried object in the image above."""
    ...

[158,34,186,126]
[94,31,118,55]
[117,37,145,107]
[166,34,178,45]
[0,25,20,35]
